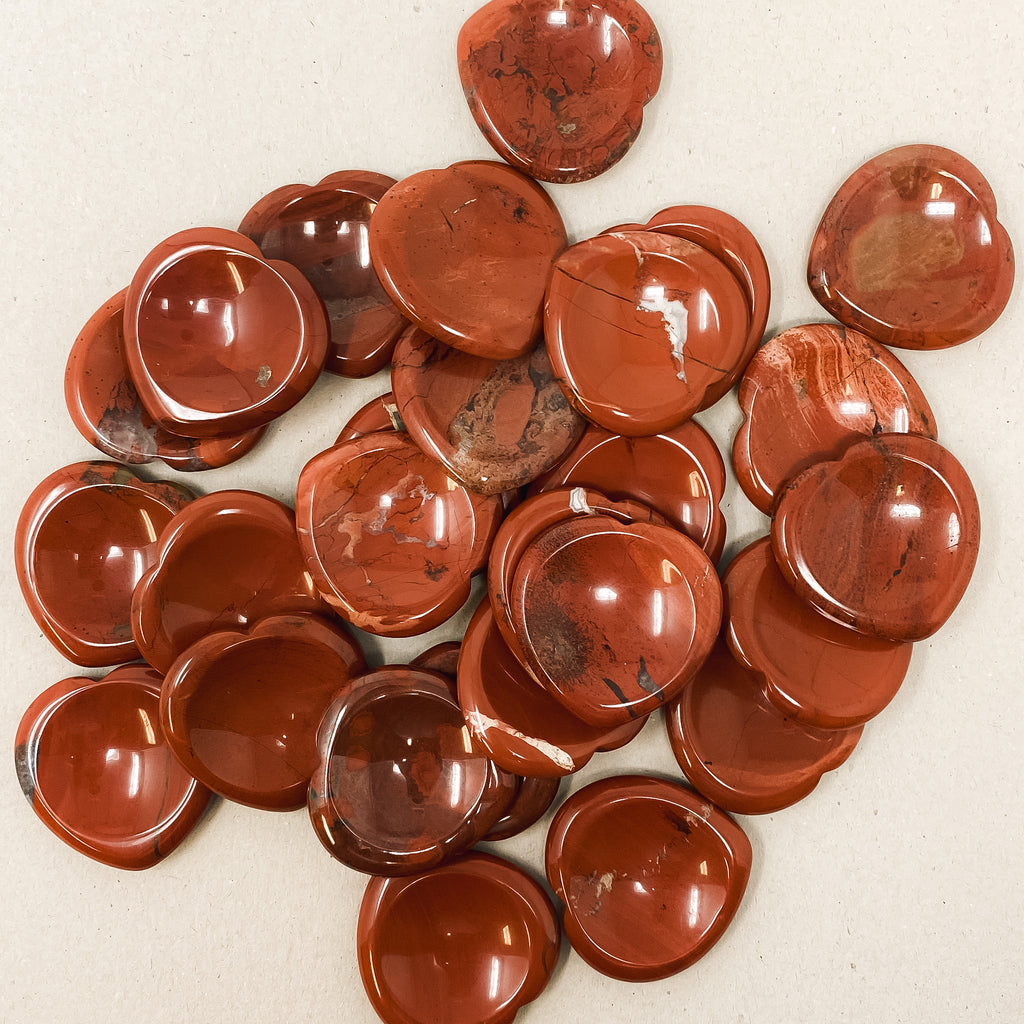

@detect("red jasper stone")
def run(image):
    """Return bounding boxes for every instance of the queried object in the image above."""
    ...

[369,160,567,360]
[509,514,722,726]
[545,231,750,435]
[15,665,211,870]
[457,0,662,184]
[335,391,404,444]
[391,326,585,495]
[488,486,669,672]
[358,852,560,1024]
[160,614,365,811]
[808,144,1014,349]
[723,538,913,728]
[530,419,727,561]
[295,431,503,637]
[458,600,643,778]
[772,434,981,642]
[608,205,771,409]
[308,667,517,875]
[65,289,266,471]
[485,776,562,842]
[409,640,463,680]
[733,323,937,514]
[666,640,863,815]
[123,227,328,436]
[16,461,195,667]
[545,775,751,980]
[132,490,330,675]
[239,170,408,378]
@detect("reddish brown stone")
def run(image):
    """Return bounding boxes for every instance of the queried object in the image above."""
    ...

[369,160,567,359]
[160,614,365,811]
[723,538,913,728]
[391,326,585,495]
[458,599,644,778]
[410,640,463,680]
[545,774,751,980]
[15,665,211,869]
[335,391,404,444]
[808,144,1014,349]
[358,852,560,1024]
[123,227,328,436]
[530,419,727,561]
[65,289,266,471]
[239,170,408,377]
[545,231,750,434]
[295,432,503,637]
[132,490,330,674]
[772,434,981,641]
[457,0,662,184]
[509,514,722,726]
[733,323,937,514]
[484,776,562,842]
[308,667,517,875]
[666,640,863,815]
[15,461,195,667]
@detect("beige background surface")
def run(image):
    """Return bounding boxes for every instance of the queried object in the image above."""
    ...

[2,2,1022,1021]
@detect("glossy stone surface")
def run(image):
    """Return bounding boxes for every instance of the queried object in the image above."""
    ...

[132,490,329,674]
[510,514,722,725]
[358,852,560,1024]
[239,170,408,377]
[734,323,938,514]
[160,614,365,811]
[530,419,727,560]
[65,289,266,470]
[459,599,643,777]
[808,144,1014,349]
[391,326,584,495]
[409,641,463,680]
[308,667,517,875]
[16,462,194,667]
[457,0,662,184]
[545,775,751,980]
[15,665,211,869]
[485,776,562,842]
[123,227,328,436]
[638,205,771,408]
[369,160,567,359]
[724,538,913,729]
[295,431,503,637]
[772,434,981,642]
[666,640,863,815]
[335,391,405,444]
[488,486,669,672]
[545,231,750,434]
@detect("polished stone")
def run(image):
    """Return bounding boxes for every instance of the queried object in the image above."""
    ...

[132,490,329,674]
[666,639,863,814]
[391,326,584,495]
[485,776,562,842]
[16,461,195,667]
[295,432,503,637]
[369,160,567,359]
[308,667,517,874]
[772,434,981,641]
[409,640,463,680]
[458,599,644,777]
[545,774,751,980]
[358,852,560,1024]
[124,227,328,435]
[509,514,721,725]
[239,170,408,377]
[15,665,211,869]
[545,230,750,434]
[160,614,365,811]
[335,391,404,444]
[733,323,937,514]
[530,419,727,560]
[457,0,662,183]
[808,144,1014,349]
[724,537,913,728]
[65,289,266,471]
